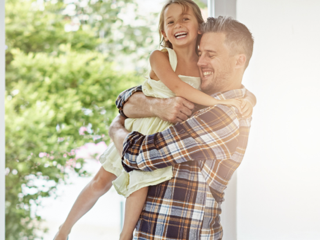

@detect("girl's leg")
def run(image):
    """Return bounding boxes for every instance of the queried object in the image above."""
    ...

[54,167,117,240]
[120,187,149,240]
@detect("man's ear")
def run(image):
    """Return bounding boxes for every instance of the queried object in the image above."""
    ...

[235,54,246,69]
[162,31,168,41]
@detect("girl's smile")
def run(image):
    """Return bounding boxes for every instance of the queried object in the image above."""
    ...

[174,31,188,39]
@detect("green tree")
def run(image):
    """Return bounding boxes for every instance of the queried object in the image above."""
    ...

[5,0,152,239]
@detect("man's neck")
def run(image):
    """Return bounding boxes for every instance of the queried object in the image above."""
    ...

[206,80,242,96]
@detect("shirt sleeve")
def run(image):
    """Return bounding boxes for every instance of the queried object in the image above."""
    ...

[121,105,241,173]
[115,85,143,118]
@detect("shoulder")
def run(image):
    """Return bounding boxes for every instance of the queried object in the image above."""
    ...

[150,50,169,62]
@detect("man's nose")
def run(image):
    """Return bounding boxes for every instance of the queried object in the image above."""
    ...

[197,54,207,67]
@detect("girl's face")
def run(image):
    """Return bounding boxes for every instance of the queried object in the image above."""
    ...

[162,4,200,48]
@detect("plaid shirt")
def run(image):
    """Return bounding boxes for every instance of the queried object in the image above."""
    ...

[117,86,252,240]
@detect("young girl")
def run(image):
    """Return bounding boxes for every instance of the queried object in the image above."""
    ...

[54,1,255,239]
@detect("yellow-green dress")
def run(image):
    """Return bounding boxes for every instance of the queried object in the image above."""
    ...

[99,47,201,197]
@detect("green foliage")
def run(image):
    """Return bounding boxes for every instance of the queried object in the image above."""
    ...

[193,0,207,9]
[60,0,157,58]
[5,0,100,67]
[5,0,149,239]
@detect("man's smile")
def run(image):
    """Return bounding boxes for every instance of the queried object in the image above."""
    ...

[203,71,212,76]
[200,68,213,77]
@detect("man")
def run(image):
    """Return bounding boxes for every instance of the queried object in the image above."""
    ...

[110,17,255,240]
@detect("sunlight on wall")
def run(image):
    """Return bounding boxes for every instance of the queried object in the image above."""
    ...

[236,0,320,239]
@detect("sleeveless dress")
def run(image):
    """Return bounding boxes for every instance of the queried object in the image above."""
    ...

[99,47,201,197]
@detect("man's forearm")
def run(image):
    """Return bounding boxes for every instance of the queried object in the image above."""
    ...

[123,92,194,123]
[109,115,129,155]
[122,92,157,118]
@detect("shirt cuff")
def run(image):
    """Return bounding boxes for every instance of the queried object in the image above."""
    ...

[115,85,143,118]
[121,131,145,172]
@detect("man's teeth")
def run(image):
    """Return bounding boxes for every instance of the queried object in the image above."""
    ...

[203,72,212,76]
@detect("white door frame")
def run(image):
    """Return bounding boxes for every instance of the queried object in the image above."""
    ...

[207,1,237,239]
[0,0,5,239]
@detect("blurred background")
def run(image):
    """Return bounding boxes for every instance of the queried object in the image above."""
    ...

[3,0,206,239]
[3,0,320,239]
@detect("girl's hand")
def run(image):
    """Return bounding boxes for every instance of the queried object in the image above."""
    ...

[239,99,253,118]
[219,99,242,112]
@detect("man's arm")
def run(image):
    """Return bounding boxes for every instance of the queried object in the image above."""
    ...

[110,105,241,172]
[116,85,143,118]
[109,105,243,202]
[116,86,195,123]
[108,115,130,156]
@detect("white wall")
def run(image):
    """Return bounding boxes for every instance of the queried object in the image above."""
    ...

[0,0,5,239]
[236,0,320,239]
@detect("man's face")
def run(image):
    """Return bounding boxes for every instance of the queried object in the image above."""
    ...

[197,32,236,95]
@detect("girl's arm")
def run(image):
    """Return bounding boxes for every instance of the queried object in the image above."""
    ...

[149,50,240,109]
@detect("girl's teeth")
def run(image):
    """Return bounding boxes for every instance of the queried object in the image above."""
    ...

[175,32,187,38]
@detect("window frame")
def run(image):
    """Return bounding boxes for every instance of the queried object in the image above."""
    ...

[207,1,237,239]
[0,0,5,238]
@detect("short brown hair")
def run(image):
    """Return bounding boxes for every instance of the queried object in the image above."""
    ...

[158,0,204,50]
[201,16,254,68]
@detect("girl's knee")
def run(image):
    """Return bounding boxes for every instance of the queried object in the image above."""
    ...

[91,176,110,193]
[91,168,116,193]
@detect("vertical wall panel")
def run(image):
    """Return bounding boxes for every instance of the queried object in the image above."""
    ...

[214,0,237,18]
[207,1,238,240]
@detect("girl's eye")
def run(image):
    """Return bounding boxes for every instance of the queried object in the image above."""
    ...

[183,18,189,21]
[167,21,174,24]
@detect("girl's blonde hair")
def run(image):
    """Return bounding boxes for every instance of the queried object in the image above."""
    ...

[158,0,204,51]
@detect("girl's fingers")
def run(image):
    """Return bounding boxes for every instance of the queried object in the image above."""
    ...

[241,103,250,113]
[241,100,246,109]
[243,108,252,118]
[242,104,253,118]
[235,100,243,113]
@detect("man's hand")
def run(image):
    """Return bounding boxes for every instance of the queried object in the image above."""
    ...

[151,97,195,124]
[109,115,129,155]
[122,92,194,124]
